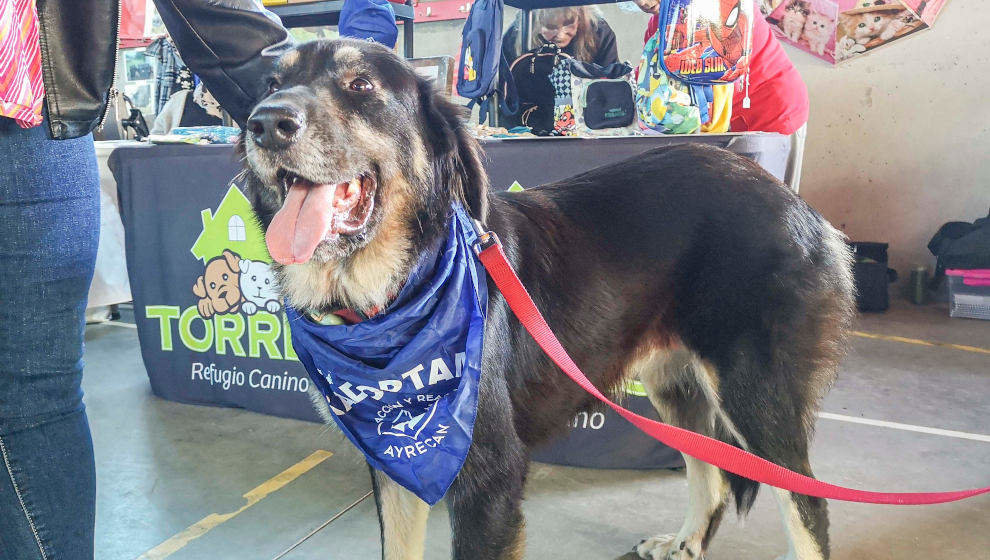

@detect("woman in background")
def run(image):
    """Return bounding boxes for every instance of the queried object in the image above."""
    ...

[635,0,809,189]
[502,6,619,66]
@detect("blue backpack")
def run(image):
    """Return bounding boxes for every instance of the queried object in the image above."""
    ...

[338,0,399,48]
[456,0,516,124]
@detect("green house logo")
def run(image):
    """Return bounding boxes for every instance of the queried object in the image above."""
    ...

[143,181,300,365]
[186,183,281,320]
[190,184,271,264]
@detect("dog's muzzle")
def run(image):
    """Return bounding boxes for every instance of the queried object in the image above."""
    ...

[247,102,306,151]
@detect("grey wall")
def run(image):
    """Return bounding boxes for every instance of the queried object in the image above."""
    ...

[793,0,989,288]
[412,1,989,288]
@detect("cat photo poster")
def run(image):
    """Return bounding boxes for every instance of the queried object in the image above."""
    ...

[766,0,841,62]
[835,0,928,62]
[900,0,949,26]
[767,0,934,64]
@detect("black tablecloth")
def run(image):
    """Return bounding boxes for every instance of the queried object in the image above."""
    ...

[110,133,789,470]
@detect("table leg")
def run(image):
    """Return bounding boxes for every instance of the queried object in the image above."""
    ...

[404,18,414,58]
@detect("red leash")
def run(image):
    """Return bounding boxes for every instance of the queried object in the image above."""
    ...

[476,234,989,505]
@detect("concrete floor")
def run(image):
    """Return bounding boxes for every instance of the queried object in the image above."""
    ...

[83,301,989,560]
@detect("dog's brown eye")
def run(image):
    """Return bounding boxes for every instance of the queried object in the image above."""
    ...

[267,79,280,95]
[349,78,374,92]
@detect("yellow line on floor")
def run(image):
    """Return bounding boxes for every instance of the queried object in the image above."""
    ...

[851,330,990,355]
[137,450,333,560]
[98,321,138,329]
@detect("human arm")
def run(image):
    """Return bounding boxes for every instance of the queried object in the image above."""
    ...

[502,22,521,63]
[151,0,296,126]
[593,20,619,66]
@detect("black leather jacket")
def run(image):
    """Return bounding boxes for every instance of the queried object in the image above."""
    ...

[39,0,293,140]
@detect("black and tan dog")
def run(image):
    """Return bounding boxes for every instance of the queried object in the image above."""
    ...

[240,39,854,560]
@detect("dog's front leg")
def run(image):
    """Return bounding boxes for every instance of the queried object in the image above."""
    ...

[445,466,527,560]
[372,468,430,560]
[443,421,529,560]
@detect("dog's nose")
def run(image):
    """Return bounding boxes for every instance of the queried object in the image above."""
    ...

[247,105,305,150]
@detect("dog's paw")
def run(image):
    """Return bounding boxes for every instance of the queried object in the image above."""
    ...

[634,534,701,560]
[197,298,215,318]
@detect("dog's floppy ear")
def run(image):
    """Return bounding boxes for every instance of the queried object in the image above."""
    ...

[223,250,241,273]
[418,79,489,221]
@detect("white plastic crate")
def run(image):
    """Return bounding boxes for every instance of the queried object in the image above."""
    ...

[948,275,990,320]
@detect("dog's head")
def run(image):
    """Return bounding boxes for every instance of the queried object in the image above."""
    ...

[193,250,243,315]
[241,40,487,312]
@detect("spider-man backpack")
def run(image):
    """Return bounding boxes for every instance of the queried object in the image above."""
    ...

[656,0,754,85]
[637,0,754,134]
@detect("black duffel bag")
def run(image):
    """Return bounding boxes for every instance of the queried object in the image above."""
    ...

[500,42,571,135]
[928,210,990,288]
[849,241,897,312]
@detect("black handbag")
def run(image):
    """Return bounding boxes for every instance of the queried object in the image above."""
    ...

[501,43,571,135]
[565,60,635,131]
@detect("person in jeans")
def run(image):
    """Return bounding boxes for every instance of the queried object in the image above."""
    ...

[0,1,291,557]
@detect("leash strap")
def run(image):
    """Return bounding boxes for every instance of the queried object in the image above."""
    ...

[476,236,989,505]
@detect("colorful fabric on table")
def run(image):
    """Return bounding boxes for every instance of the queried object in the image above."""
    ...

[0,0,45,128]
[700,84,733,133]
[553,60,638,137]
[635,29,702,134]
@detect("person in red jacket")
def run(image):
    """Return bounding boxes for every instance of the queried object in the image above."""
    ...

[634,0,809,189]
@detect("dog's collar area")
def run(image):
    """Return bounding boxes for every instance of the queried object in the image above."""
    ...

[305,284,402,325]
[312,215,484,326]
[338,306,379,324]
[308,303,386,326]
[471,224,501,256]
[286,205,488,505]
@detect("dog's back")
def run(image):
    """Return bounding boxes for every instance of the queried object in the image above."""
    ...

[481,143,853,559]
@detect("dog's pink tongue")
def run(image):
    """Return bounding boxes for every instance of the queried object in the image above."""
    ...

[266,182,336,265]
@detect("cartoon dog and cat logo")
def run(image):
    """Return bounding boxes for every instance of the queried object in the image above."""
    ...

[189,185,281,319]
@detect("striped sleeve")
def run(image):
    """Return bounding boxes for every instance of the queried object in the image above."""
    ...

[0,0,46,128]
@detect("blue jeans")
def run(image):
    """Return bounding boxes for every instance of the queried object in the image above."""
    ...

[0,116,99,559]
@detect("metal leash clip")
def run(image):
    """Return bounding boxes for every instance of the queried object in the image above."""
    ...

[471,219,500,255]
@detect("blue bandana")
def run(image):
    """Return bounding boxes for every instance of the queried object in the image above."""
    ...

[286,206,487,504]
